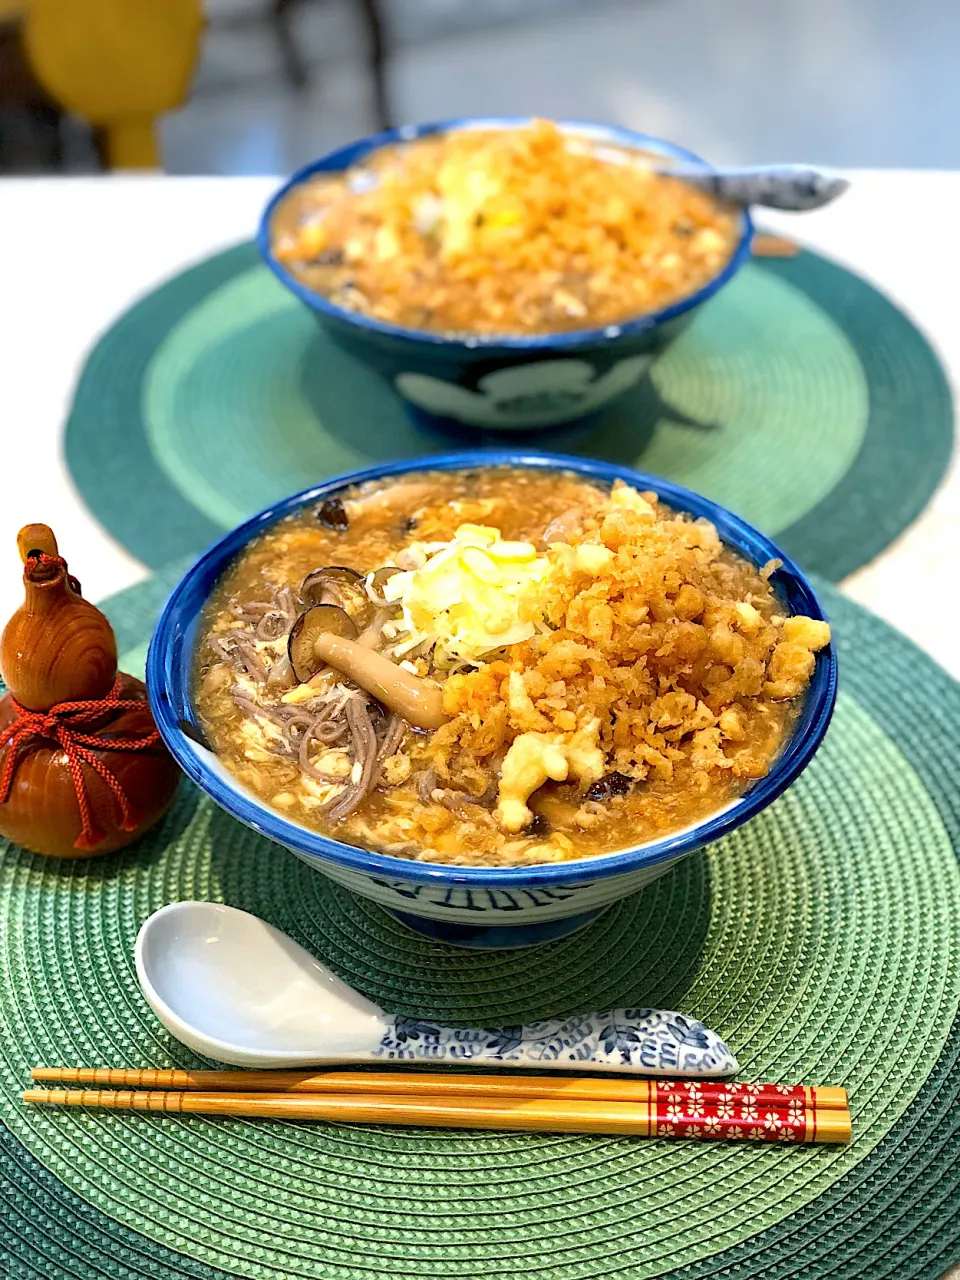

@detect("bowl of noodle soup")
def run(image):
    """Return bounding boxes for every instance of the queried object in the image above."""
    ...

[147,453,836,949]
[258,119,753,434]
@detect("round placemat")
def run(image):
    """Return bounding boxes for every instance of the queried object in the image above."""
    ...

[1,573,959,1280]
[64,243,952,583]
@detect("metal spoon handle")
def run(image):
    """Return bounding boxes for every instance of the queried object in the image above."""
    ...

[372,1008,737,1078]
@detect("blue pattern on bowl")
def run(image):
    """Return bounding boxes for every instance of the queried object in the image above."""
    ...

[256,119,754,432]
[146,452,837,949]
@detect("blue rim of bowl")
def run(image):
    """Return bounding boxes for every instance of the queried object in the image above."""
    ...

[147,453,838,889]
[256,118,755,353]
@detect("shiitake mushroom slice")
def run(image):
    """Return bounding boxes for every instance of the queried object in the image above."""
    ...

[288,605,360,684]
[526,810,552,837]
[586,771,632,802]
[317,497,349,531]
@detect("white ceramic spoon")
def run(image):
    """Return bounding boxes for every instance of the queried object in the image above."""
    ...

[135,902,738,1077]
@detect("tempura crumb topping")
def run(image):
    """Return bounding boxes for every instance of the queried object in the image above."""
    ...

[429,481,829,832]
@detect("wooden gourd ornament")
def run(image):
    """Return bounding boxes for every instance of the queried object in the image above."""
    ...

[0,525,180,857]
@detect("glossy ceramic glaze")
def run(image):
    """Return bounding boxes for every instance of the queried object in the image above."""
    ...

[257,119,754,432]
[135,901,739,1074]
[146,453,838,948]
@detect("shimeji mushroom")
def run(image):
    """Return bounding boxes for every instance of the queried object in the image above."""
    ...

[288,605,359,684]
[312,633,447,731]
[367,566,403,604]
[300,565,366,607]
[300,565,375,632]
[287,605,446,730]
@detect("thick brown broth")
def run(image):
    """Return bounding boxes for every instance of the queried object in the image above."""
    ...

[194,467,827,866]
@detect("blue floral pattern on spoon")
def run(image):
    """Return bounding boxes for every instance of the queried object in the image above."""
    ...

[374,1008,737,1077]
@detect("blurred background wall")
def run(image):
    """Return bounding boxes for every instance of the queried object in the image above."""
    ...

[2,0,959,175]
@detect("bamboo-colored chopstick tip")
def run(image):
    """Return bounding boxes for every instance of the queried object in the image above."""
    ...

[815,1111,853,1144]
[31,1066,75,1082]
[813,1085,849,1110]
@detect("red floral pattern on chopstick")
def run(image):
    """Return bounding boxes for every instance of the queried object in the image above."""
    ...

[654,1081,810,1141]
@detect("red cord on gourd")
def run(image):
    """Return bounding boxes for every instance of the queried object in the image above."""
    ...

[0,674,161,848]
[24,550,81,595]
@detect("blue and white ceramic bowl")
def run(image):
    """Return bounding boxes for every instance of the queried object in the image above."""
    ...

[147,454,837,950]
[257,120,754,433]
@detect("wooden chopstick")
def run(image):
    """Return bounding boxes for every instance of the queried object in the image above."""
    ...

[22,1087,852,1143]
[752,233,801,258]
[30,1067,848,1111]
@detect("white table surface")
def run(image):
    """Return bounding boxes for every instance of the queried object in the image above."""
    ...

[0,171,957,675]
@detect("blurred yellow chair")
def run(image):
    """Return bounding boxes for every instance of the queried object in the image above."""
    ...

[23,0,202,168]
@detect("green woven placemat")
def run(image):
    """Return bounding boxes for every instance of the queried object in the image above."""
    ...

[1,570,959,1280]
[64,244,953,582]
